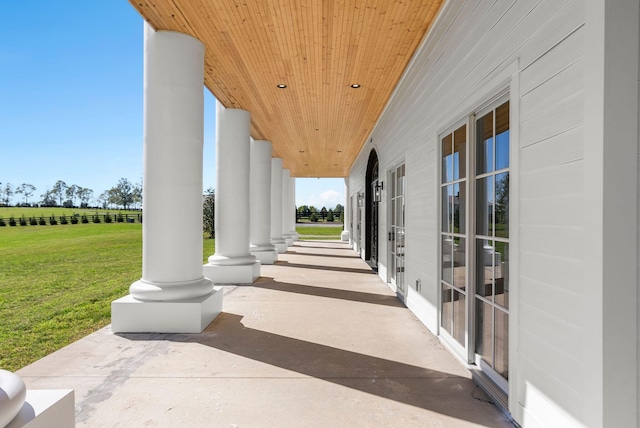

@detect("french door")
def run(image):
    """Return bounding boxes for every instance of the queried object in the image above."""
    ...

[389,164,406,299]
[440,98,510,394]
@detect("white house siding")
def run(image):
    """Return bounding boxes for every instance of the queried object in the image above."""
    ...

[347,0,603,426]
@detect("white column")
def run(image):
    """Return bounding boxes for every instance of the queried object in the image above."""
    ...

[289,178,298,239]
[282,169,294,246]
[580,1,638,427]
[112,23,222,334]
[271,158,287,253]
[250,139,278,264]
[203,102,260,284]
[341,179,350,241]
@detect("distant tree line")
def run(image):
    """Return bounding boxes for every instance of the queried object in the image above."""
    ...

[297,204,343,223]
[0,178,142,210]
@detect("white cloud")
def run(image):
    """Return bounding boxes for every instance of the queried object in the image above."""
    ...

[306,189,342,209]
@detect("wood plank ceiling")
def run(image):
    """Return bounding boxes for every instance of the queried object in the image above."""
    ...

[130,0,443,177]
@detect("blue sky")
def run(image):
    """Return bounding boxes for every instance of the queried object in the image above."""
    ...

[0,2,344,209]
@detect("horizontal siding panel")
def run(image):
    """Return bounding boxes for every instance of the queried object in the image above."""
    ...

[519,193,583,227]
[520,91,584,147]
[519,0,584,72]
[520,26,584,95]
[520,58,583,121]
[519,276,583,329]
[519,251,583,294]
[517,355,584,426]
[519,160,583,199]
[519,225,583,260]
[520,301,582,354]
[520,126,584,173]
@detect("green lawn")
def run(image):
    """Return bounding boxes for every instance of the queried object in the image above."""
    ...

[0,224,215,371]
[296,225,342,239]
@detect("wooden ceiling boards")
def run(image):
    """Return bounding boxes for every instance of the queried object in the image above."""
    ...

[130,0,443,177]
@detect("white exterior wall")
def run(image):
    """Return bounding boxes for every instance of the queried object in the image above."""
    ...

[348,0,639,426]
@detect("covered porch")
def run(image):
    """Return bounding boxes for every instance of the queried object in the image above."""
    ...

[17,240,511,427]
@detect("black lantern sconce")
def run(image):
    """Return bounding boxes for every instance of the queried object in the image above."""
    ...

[357,192,364,206]
[373,181,384,203]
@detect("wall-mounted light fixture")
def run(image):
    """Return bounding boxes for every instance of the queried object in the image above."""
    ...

[373,181,384,203]
[357,192,364,207]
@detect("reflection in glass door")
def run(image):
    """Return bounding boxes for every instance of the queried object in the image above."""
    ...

[439,98,510,396]
[474,101,510,391]
[390,165,406,298]
[440,124,468,348]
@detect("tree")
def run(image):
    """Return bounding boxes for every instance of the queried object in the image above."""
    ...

[297,205,310,220]
[16,183,36,205]
[77,187,94,208]
[40,189,56,207]
[97,191,109,209]
[320,206,328,221]
[334,203,344,215]
[2,183,14,206]
[108,178,135,210]
[132,181,142,209]
[51,180,67,207]
[327,209,334,222]
[65,184,79,207]
[203,187,215,238]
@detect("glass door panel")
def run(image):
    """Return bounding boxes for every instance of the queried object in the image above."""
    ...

[474,100,510,391]
[390,165,405,297]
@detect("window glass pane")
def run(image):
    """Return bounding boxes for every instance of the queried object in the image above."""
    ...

[453,290,466,346]
[476,239,494,301]
[441,235,453,285]
[396,195,404,228]
[453,237,466,291]
[495,172,509,238]
[442,133,453,183]
[442,185,452,232]
[441,283,453,335]
[476,111,494,174]
[495,308,509,380]
[476,176,494,236]
[397,172,404,196]
[495,102,509,170]
[453,124,466,180]
[475,299,493,367]
[390,171,396,199]
[495,242,509,309]
[453,182,465,234]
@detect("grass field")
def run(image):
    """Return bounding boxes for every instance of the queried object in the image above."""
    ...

[0,222,335,370]
[296,225,342,239]
[0,224,215,371]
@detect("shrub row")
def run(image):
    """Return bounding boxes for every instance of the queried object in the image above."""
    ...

[0,213,142,227]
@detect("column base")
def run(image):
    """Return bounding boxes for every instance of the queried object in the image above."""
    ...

[6,390,74,428]
[250,249,278,264]
[272,240,288,253]
[341,230,350,241]
[203,262,260,284]
[285,236,295,247]
[111,289,223,333]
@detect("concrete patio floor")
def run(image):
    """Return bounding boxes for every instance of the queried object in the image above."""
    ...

[17,240,513,427]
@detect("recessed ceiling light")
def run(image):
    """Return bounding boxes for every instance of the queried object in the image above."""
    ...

[350,84,361,88]
[277,84,287,88]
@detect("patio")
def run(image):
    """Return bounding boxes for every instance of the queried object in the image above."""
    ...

[17,240,513,427]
